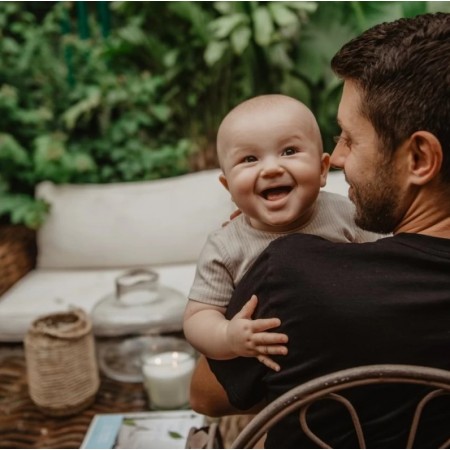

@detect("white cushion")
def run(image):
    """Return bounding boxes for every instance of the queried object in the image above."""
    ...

[0,263,197,342]
[36,169,233,269]
[323,170,348,197]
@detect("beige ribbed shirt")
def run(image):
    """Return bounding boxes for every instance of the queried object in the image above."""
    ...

[188,191,382,306]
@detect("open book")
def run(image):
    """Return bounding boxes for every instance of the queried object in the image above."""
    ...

[81,410,205,449]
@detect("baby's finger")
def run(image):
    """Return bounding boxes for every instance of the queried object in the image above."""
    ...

[234,295,258,320]
[257,355,280,372]
[256,344,288,356]
[253,331,288,345]
[250,317,281,332]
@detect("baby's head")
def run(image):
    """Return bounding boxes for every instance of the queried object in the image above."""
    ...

[217,94,330,232]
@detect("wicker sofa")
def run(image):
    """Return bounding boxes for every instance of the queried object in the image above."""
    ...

[0,169,348,342]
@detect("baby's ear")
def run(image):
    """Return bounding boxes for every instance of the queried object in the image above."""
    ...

[320,153,331,187]
[219,173,229,191]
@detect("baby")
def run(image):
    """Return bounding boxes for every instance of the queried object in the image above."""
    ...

[183,94,380,371]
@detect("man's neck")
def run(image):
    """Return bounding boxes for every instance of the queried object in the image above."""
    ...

[394,190,450,238]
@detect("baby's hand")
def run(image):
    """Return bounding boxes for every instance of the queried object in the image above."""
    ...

[222,209,242,227]
[226,295,288,371]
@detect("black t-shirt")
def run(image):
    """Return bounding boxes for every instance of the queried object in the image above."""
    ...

[208,233,450,448]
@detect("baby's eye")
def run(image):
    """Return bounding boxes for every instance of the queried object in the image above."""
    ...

[242,155,257,163]
[282,147,298,156]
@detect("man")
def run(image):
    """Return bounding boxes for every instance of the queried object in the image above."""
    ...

[190,12,450,448]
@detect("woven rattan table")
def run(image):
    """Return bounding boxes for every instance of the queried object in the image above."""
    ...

[0,342,251,448]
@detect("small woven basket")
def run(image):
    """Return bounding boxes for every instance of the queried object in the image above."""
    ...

[24,309,100,417]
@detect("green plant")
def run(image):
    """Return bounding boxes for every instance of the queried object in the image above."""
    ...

[0,2,194,228]
[1,1,449,229]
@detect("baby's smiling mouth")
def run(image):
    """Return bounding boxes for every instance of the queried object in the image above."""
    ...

[261,186,293,201]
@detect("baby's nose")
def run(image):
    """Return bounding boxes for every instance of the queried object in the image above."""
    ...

[261,161,285,177]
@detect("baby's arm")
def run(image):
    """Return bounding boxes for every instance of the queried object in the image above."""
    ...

[183,295,288,371]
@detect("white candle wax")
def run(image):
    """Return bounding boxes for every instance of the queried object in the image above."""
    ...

[142,351,195,410]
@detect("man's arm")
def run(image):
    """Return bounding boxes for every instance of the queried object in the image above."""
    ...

[190,251,275,415]
[190,355,238,416]
[190,355,266,417]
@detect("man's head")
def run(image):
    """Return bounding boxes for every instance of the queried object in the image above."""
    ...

[216,94,330,232]
[330,13,450,234]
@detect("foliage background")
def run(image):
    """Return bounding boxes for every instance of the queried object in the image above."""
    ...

[1,1,449,228]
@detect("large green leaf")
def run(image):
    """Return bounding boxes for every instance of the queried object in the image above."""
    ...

[253,7,274,46]
[204,41,229,66]
[284,1,318,14]
[230,25,251,55]
[269,3,299,27]
[209,14,247,40]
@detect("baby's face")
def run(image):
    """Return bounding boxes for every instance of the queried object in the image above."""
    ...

[218,101,329,232]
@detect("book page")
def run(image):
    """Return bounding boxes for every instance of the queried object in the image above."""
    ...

[81,410,205,449]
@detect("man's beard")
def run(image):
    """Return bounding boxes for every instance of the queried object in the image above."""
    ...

[351,163,402,234]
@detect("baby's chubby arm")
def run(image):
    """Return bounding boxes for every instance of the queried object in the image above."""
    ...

[183,295,288,371]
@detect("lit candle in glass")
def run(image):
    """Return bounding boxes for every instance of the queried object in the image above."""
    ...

[142,350,195,410]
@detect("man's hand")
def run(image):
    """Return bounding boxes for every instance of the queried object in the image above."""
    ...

[226,295,288,371]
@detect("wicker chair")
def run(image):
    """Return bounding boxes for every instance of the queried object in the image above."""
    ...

[0,225,37,296]
[231,364,450,449]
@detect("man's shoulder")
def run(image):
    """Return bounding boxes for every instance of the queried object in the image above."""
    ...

[266,231,386,256]
[261,234,334,267]
[268,232,333,250]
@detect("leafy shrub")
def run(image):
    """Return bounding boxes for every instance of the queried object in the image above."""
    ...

[0,2,193,228]
[1,1,448,228]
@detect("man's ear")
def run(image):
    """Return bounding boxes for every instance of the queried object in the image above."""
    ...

[407,131,443,186]
[219,173,229,191]
[320,153,331,187]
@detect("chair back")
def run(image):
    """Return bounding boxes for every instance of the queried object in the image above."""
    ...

[231,364,450,449]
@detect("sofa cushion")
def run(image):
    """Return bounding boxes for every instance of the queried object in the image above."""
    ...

[324,170,348,197]
[0,263,197,342]
[36,169,233,269]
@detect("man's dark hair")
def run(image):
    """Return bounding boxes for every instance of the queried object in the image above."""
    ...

[331,13,450,183]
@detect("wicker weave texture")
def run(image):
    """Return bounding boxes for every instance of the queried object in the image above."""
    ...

[0,225,37,296]
[24,309,100,417]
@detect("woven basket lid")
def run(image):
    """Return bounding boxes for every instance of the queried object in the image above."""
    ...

[28,308,92,340]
